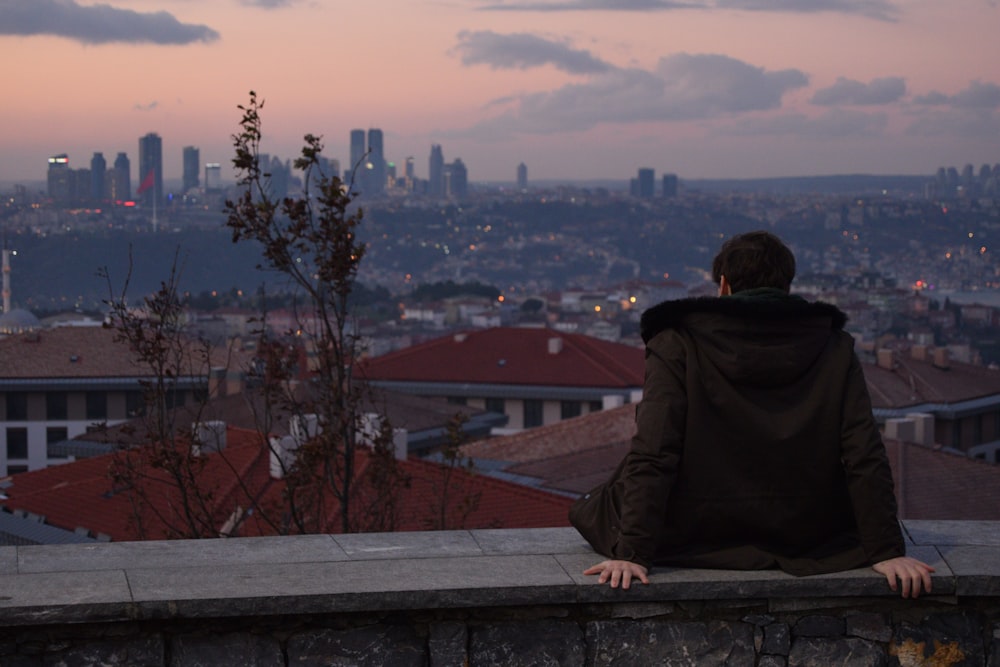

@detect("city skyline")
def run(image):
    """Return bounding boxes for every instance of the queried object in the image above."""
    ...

[2,0,998,184]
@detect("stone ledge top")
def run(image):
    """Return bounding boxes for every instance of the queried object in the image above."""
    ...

[0,520,998,627]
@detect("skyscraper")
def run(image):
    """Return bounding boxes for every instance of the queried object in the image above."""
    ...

[348,129,365,189]
[138,132,163,207]
[182,146,200,192]
[367,128,385,196]
[90,152,106,203]
[429,145,444,197]
[637,168,655,198]
[517,162,528,190]
[112,152,131,202]
[447,159,468,199]
[46,154,72,205]
[662,173,679,198]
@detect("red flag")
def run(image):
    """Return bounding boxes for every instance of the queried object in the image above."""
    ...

[136,169,155,195]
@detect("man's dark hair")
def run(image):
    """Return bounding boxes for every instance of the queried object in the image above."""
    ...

[711,231,796,293]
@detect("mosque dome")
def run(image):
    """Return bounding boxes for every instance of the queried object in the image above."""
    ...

[0,308,41,336]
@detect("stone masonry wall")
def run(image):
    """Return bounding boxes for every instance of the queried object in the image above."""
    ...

[2,598,998,666]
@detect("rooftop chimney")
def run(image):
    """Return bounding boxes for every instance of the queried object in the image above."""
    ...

[933,348,950,370]
[547,337,563,355]
[876,348,895,370]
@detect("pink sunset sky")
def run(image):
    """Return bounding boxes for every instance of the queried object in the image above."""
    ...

[1,0,998,184]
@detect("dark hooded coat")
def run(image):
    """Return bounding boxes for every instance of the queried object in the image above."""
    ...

[570,291,905,576]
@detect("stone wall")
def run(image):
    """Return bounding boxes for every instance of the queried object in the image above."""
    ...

[1,522,998,666]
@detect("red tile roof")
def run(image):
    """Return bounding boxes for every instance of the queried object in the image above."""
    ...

[884,440,1000,520]
[462,404,635,463]
[863,354,1000,408]
[361,327,643,388]
[1,427,572,541]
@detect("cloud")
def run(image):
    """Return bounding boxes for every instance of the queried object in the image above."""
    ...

[453,31,611,74]
[906,81,1000,138]
[715,0,898,21]
[0,0,220,45]
[913,80,1000,110]
[727,108,889,138]
[477,0,698,11]
[477,0,899,18]
[454,46,808,136]
[133,101,159,112]
[240,0,296,7]
[810,76,906,106]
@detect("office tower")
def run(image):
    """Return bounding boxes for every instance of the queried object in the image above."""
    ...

[138,132,163,207]
[367,128,385,196]
[429,145,444,197]
[405,157,414,180]
[47,154,72,205]
[204,163,222,190]
[637,168,655,198]
[348,129,365,188]
[447,159,468,199]
[112,153,131,202]
[517,162,527,190]
[183,146,200,192]
[662,173,679,198]
[90,153,106,203]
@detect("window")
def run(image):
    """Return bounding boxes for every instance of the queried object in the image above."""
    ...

[447,396,468,406]
[6,428,28,460]
[86,392,108,420]
[524,399,543,428]
[561,401,582,420]
[5,393,28,421]
[7,465,27,475]
[46,427,68,445]
[126,391,146,417]
[589,401,603,413]
[485,397,505,414]
[46,392,68,420]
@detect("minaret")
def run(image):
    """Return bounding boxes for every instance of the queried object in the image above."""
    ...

[2,248,11,314]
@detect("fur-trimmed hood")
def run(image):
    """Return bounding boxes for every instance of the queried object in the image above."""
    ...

[640,293,849,388]
[640,294,847,344]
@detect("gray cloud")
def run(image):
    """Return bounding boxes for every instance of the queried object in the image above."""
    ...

[133,101,159,112]
[727,108,889,138]
[905,109,1000,138]
[478,0,698,11]
[240,0,296,7]
[810,76,906,106]
[477,0,899,18]
[913,80,1000,109]
[454,47,808,136]
[453,31,612,74]
[0,0,220,45]
[715,0,898,21]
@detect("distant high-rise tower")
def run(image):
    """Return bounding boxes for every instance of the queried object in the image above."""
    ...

[348,129,365,190]
[47,154,72,205]
[662,173,679,198]
[429,145,445,197]
[182,146,200,192]
[636,168,655,198]
[405,157,415,180]
[90,153,106,203]
[138,132,163,207]
[205,163,222,190]
[447,159,468,199]
[112,152,131,202]
[517,162,528,190]
[366,128,385,196]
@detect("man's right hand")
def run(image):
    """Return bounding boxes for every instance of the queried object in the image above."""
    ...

[872,556,935,598]
[583,559,649,589]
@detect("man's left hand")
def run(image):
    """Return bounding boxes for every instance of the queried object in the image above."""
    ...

[583,560,649,589]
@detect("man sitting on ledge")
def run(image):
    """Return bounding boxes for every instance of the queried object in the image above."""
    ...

[570,231,934,597]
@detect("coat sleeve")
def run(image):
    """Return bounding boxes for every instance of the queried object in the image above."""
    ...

[840,350,906,563]
[614,334,687,568]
